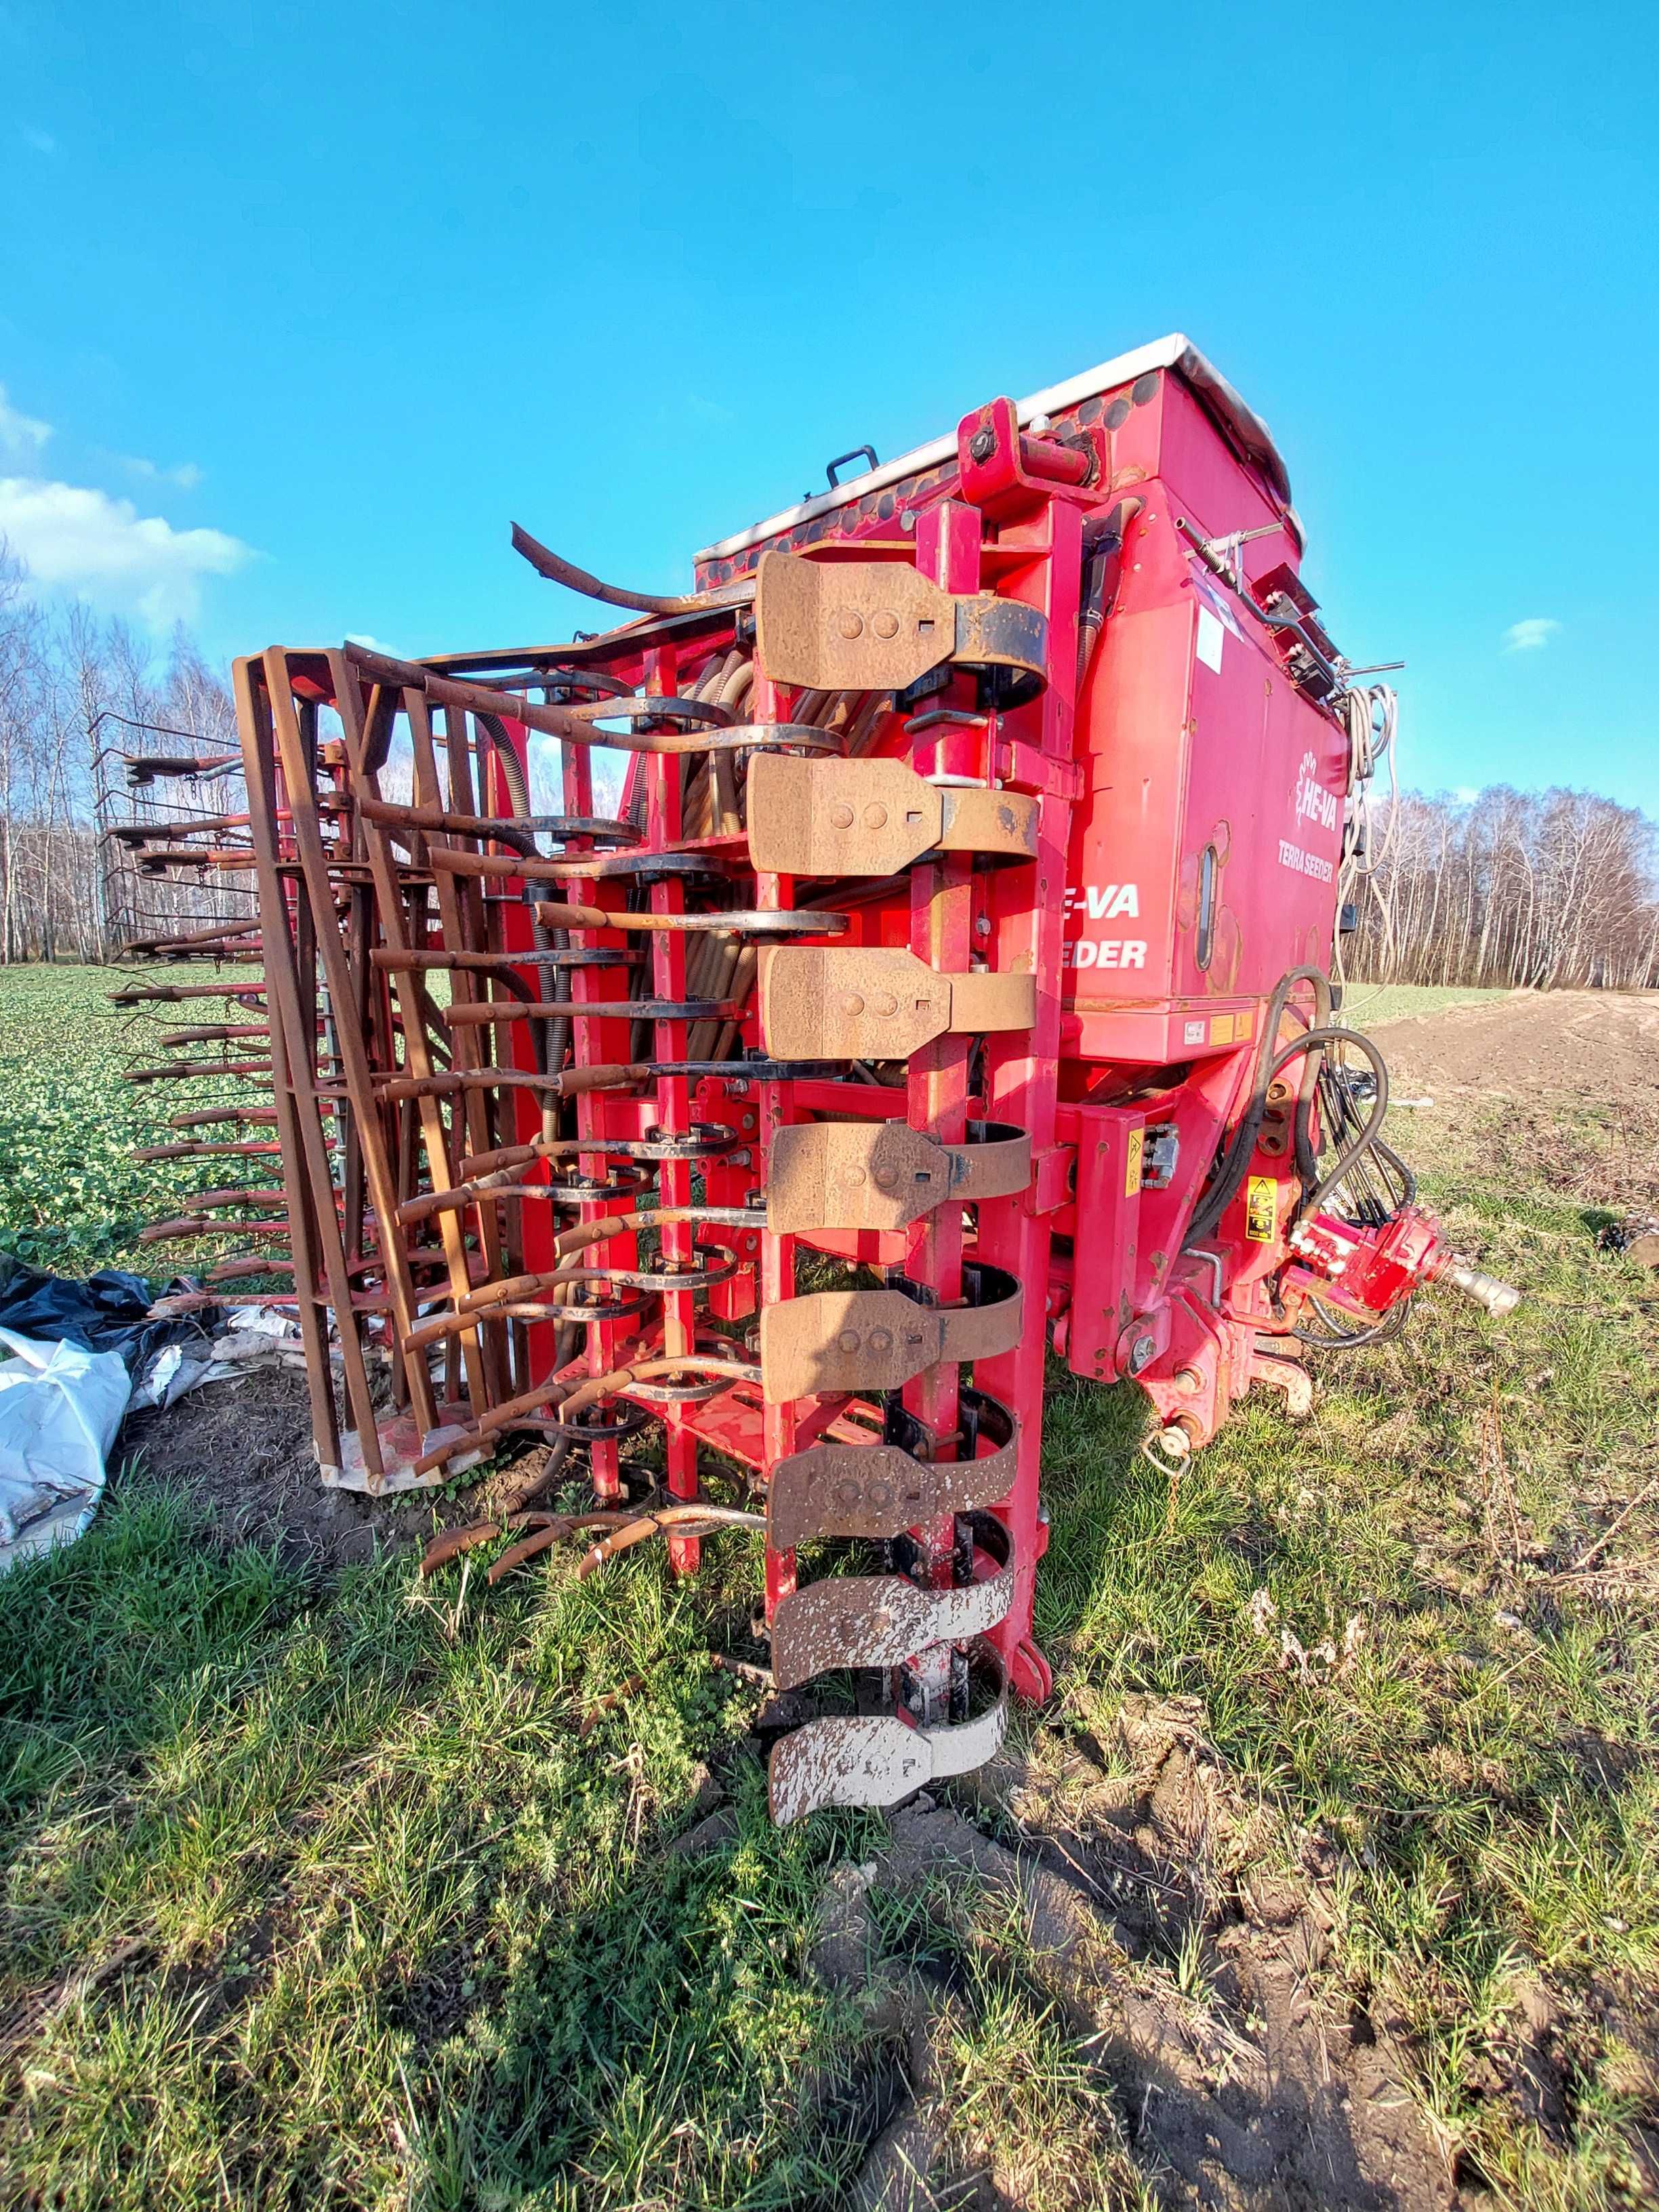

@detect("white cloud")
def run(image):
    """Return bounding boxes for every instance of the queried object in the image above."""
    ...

[121,454,204,491]
[344,632,392,652]
[1502,617,1561,653]
[20,125,56,155]
[0,476,251,623]
[0,384,52,455]
[1452,785,1479,804]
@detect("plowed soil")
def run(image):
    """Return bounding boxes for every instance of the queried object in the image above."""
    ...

[1369,986,1659,1109]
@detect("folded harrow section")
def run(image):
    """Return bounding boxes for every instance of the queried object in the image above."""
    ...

[114,414,1097,1813]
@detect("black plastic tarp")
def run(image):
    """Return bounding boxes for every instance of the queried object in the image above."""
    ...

[0,1258,214,1376]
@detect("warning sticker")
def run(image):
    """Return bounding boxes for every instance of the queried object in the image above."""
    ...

[1210,1012,1235,1044]
[1195,605,1225,674]
[1125,1126,1145,1197]
[1245,1175,1278,1243]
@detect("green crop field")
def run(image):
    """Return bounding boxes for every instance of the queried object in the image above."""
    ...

[1,968,1656,2209]
[0,965,247,1274]
[1337,981,1517,1030]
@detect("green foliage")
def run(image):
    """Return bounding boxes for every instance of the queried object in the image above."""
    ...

[0,964,243,1273]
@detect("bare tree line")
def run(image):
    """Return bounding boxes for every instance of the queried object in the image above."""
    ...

[1349,786,1659,991]
[0,540,244,963]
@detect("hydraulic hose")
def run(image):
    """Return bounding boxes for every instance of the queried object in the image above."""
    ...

[472,710,533,817]
[1076,499,1143,690]
[1210,1023,1402,1339]
[1258,1025,1391,1217]
[1186,966,1332,1246]
[1293,1293,1413,1351]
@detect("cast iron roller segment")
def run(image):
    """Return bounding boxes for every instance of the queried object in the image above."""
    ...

[752,550,1048,700]
[759,1258,1023,1402]
[746,753,1038,876]
[765,1385,1019,1549]
[767,1644,1010,1826]
[764,1118,1030,1235]
[757,945,1035,1061]
[769,1514,1015,1690]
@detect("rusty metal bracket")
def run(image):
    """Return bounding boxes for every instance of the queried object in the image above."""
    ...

[768,1645,1010,1824]
[760,1261,1022,1402]
[771,1516,1014,1689]
[758,946,1034,1060]
[754,551,1047,694]
[766,1117,1029,1234]
[766,1387,1019,1549]
[747,754,1038,876]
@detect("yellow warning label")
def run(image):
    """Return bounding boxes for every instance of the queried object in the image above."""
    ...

[1235,1010,1254,1042]
[1210,1012,1235,1044]
[1125,1126,1145,1196]
[1245,1175,1278,1243]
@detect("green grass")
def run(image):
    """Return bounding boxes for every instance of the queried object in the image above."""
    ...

[1031,1084,1659,2201]
[0,1488,886,2209]
[2,971,1658,2206]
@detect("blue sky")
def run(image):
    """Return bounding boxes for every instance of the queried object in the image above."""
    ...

[1,0,1655,811]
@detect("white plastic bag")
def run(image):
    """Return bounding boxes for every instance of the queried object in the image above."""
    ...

[0,1326,131,1573]
[128,1303,308,1413]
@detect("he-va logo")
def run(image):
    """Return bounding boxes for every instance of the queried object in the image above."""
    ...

[1294,750,1340,834]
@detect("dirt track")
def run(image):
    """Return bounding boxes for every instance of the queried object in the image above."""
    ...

[1369,987,1659,1108]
